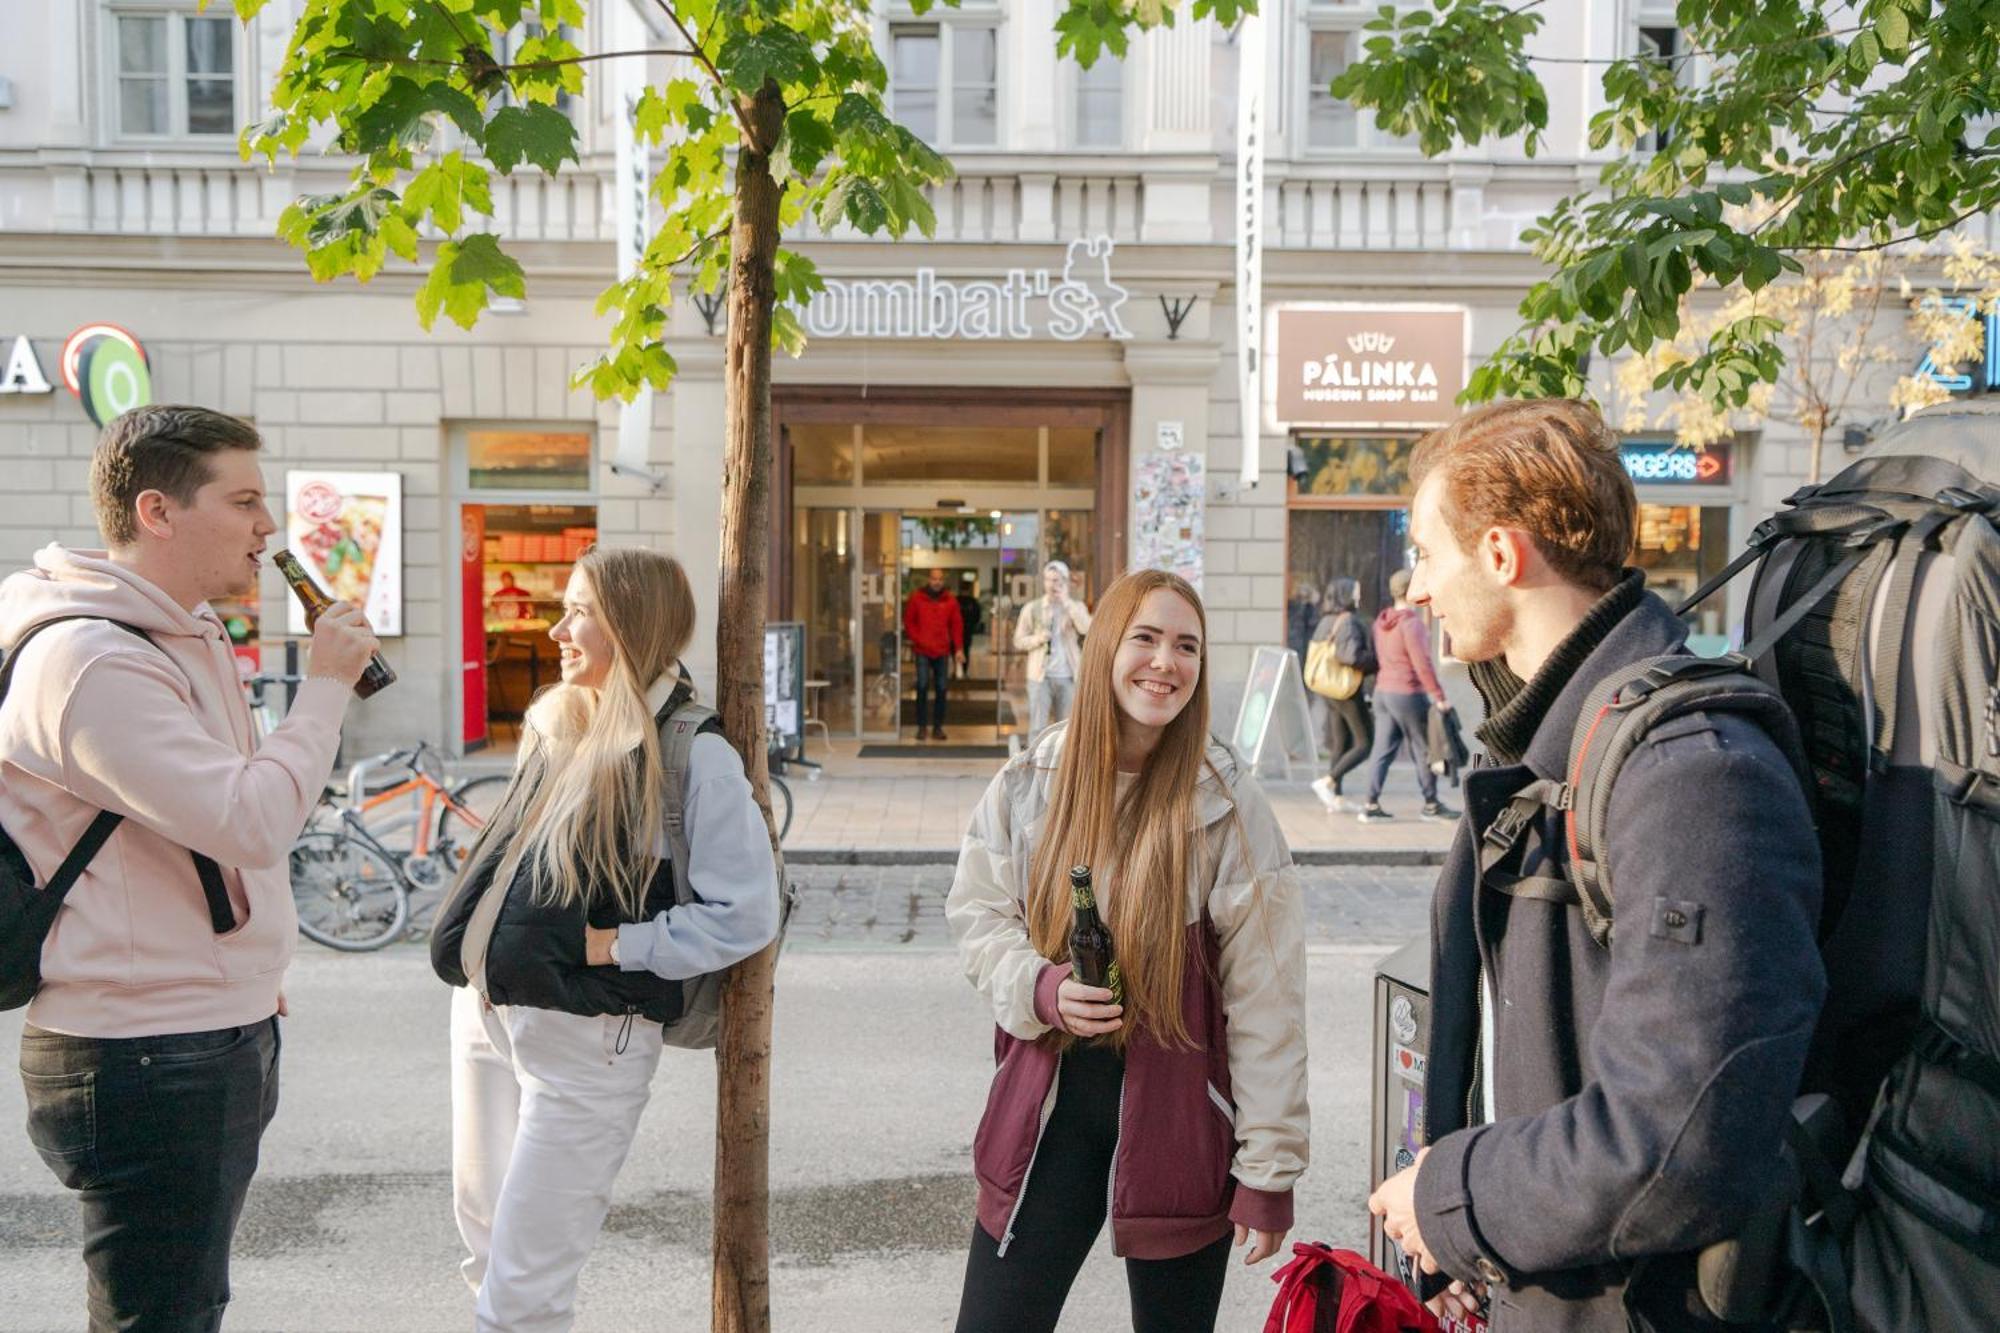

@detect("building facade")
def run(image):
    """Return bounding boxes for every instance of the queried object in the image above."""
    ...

[0,0,1948,756]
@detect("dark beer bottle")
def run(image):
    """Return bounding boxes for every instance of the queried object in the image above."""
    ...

[272,549,397,700]
[1068,864,1122,1007]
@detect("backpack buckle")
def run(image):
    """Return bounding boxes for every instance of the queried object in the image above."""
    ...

[1483,799,1535,851]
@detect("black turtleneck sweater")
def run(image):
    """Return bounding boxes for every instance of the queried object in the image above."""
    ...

[1470,569,1648,765]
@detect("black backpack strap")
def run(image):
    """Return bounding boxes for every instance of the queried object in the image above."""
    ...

[3,616,235,934]
[1558,655,1809,948]
[1477,779,1581,909]
[40,810,126,917]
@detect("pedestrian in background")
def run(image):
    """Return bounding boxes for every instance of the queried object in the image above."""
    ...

[1308,577,1375,813]
[948,569,1308,1333]
[431,547,778,1333]
[1359,569,1458,824]
[1284,578,1320,667]
[905,566,964,741]
[3,405,379,1332]
[956,572,985,676]
[1013,560,1092,742]
[1367,399,1824,1329]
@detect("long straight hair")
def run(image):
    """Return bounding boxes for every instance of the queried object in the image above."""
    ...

[458,547,697,920]
[1027,570,1216,1048]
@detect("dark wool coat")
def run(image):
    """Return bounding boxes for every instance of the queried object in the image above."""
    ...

[1413,592,1827,1332]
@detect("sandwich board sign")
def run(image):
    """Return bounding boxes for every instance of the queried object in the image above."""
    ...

[1232,646,1321,781]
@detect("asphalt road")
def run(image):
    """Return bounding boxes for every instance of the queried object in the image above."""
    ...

[0,867,1436,1332]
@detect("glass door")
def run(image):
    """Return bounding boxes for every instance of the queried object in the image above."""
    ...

[993,511,1041,746]
[792,508,857,735]
[859,510,902,737]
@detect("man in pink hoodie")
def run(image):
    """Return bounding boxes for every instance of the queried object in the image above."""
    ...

[1359,567,1459,823]
[1,405,378,1332]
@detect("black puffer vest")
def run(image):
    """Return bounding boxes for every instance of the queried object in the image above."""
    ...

[431,689,717,1024]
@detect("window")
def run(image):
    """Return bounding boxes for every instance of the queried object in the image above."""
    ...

[113,10,236,138]
[1301,4,1414,152]
[1305,30,1357,149]
[890,22,998,148]
[1073,53,1123,149]
[493,21,577,119]
[1636,25,1679,154]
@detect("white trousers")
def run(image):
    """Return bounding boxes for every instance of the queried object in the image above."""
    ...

[450,985,665,1333]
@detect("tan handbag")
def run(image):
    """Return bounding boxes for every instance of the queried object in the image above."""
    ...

[1304,639,1363,701]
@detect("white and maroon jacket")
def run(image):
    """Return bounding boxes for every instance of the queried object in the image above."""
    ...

[945,723,1310,1259]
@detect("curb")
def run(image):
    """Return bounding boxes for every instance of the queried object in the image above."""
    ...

[783,847,1449,868]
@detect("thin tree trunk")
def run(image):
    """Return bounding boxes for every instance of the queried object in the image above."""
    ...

[1807,410,1826,486]
[711,80,786,1333]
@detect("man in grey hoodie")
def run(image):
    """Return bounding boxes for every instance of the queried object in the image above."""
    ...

[2,405,377,1332]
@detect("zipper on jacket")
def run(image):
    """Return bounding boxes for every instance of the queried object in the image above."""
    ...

[997,1053,1062,1257]
[1104,1058,1127,1229]
[1465,965,1486,1128]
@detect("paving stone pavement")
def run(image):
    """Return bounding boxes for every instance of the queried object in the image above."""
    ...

[780,862,1437,952]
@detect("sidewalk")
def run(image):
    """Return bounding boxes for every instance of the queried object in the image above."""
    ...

[781,741,1460,864]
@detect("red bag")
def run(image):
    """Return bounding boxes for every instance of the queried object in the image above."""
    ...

[1264,1242,1443,1333]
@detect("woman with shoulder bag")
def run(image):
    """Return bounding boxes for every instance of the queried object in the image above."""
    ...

[429,547,779,1333]
[947,569,1310,1333]
[1307,577,1375,814]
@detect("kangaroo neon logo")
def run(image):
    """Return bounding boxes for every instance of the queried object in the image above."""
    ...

[800,236,1132,341]
[61,324,152,427]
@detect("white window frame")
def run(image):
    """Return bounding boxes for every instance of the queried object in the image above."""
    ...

[491,19,581,122]
[1066,49,1128,151]
[103,2,244,144]
[1296,1,1419,156]
[1633,9,1689,156]
[885,12,1003,151]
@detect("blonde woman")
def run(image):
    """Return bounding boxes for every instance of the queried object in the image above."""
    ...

[948,569,1309,1333]
[430,548,779,1332]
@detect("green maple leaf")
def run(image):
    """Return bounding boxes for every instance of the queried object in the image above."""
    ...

[719,28,817,95]
[416,233,526,330]
[483,104,580,175]
[350,78,482,155]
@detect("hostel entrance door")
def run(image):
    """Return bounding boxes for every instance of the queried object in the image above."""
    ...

[780,388,1128,749]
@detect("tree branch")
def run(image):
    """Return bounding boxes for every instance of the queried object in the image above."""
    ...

[378,48,698,71]
[1783,205,1994,253]
[425,0,479,50]
[665,221,734,271]
[648,0,755,140]
[1752,132,1911,237]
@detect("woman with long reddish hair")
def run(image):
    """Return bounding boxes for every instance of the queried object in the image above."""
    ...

[947,569,1309,1333]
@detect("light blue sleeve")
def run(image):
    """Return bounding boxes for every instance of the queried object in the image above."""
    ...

[614,732,780,981]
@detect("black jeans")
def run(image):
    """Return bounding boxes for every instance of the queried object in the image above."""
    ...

[914,653,952,730]
[1319,692,1372,792]
[1365,689,1438,804]
[20,1017,281,1333]
[955,1043,1232,1333]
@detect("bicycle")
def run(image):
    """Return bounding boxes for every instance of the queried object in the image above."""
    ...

[288,741,508,952]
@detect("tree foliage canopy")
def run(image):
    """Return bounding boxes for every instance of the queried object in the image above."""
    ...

[1334,0,2000,410]
[234,0,1247,401]
[237,0,965,398]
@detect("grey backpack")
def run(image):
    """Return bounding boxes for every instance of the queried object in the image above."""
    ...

[447,687,787,1050]
[1476,405,2000,1331]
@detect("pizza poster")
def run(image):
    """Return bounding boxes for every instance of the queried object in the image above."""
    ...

[285,471,404,638]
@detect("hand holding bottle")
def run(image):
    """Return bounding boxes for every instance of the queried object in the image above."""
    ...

[1055,975,1123,1036]
[307,601,380,687]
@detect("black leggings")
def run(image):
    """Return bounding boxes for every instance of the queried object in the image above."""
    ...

[954,1043,1232,1333]
[1321,693,1372,791]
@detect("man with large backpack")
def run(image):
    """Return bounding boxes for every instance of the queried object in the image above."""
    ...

[1365,399,1829,1330]
[0,405,378,1331]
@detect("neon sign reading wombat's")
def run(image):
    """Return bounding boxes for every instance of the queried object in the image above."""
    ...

[800,236,1132,342]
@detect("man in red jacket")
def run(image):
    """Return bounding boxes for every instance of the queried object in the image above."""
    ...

[904,567,963,741]
[1360,567,1459,823]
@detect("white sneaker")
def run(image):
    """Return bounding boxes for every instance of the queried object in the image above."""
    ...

[1310,776,1340,812]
